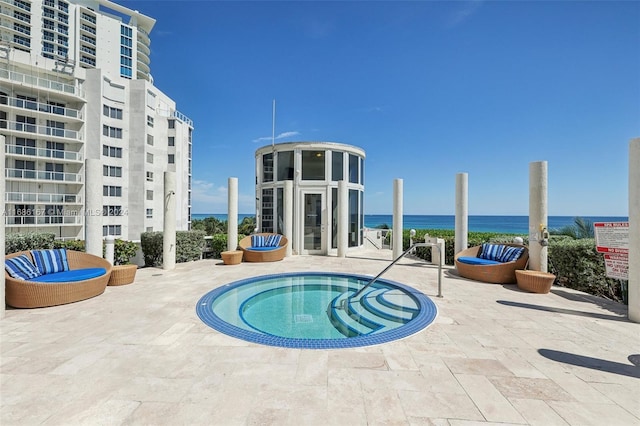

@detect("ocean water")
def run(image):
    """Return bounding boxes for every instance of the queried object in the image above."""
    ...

[192,214,628,235]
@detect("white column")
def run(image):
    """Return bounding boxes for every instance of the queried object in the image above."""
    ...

[529,161,548,272]
[1,135,5,318]
[104,235,115,265]
[85,159,102,257]
[628,138,639,323]
[284,181,293,257]
[163,172,176,270]
[455,172,468,255]
[337,180,348,257]
[227,177,238,252]
[393,179,404,259]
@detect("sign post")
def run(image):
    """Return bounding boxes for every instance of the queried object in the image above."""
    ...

[594,222,629,280]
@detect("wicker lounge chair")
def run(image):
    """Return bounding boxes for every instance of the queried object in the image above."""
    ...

[238,233,288,262]
[454,244,529,284]
[5,250,112,308]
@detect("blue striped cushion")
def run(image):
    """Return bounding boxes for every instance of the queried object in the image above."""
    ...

[499,246,525,263]
[478,244,505,261]
[251,235,266,248]
[265,234,282,247]
[32,249,69,275]
[5,255,41,280]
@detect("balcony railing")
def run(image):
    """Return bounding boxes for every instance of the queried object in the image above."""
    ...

[5,215,82,225]
[172,110,193,126]
[6,168,82,182]
[5,144,83,161]
[3,95,81,119]
[2,120,81,140]
[0,67,81,97]
[6,191,80,203]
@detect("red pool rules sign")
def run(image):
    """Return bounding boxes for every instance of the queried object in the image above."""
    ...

[593,222,629,280]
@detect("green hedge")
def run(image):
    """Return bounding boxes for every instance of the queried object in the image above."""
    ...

[548,238,624,302]
[5,232,55,253]
[140,230,207,266]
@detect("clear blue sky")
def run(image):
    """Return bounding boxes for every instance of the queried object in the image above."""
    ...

[123,0,639,216]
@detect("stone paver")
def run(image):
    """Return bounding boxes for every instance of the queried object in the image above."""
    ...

[2,249,639,425]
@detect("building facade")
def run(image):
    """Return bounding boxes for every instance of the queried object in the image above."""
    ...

[255,142,365,255]
[1,0,193,241]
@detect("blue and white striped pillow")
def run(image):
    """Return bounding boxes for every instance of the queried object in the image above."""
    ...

[5,255,41,280]
[479,244,506,261]
[32,249,69,275]
[265,234,282,247]
[500,246,524,263]
[251,235,266,248]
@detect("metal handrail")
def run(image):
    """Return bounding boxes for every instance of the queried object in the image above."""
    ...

[350,242,444,300]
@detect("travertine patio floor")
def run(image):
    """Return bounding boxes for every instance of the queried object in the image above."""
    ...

[2,249,638,425]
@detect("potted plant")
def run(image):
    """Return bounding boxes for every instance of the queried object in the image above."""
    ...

[108,239,139,286]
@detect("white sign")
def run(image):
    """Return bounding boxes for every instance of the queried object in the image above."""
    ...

[603,253,629,280]
[594,222,629,254]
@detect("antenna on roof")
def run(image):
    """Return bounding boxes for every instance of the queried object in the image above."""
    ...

[272,99,276,147]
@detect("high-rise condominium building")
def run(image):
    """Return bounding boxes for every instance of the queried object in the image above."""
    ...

[1,0,193,241]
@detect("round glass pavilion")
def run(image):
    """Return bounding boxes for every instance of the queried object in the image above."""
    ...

[255,142,365,255]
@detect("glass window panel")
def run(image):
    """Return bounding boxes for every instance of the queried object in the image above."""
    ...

[302,151,325,181]
[349,189,358,247]
[332,187,338,249]
[277,151,294,181]
[332,151,343,181]
[262,153,273,182]
[349,154,359,183]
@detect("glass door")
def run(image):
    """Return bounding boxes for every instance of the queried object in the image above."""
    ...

[302,191,325,254]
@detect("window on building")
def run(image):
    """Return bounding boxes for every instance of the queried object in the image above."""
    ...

[349,189,359,247]
[103,105,123,119]
[147,153,153,164]
[103,225,122,236]
[277,151,294,181]
[168,154,175,164]
[44,205,63,224]
[102,145,122,158]
[349,154,359,184]
[262,153,273,182]
[147,134,154,145]
[146,209,153,218]
[147,115,154,127]
[168,120,175,129]
[103,165,122,177]
[17,115,36,133]
[103,205,123,216]
[46,120,65,137]
[103,125,122,139]
[103,185,122,197]
[46,141,65,159]
[15,160,35,178]
[168,136,174,146]
[45,162,64,181]
[17,94,37,110]
[15,204,35,224]
[302,150,325,181]
[146,171,153,182]
[331,151,344,181]
[146,190,153,200]
[16,138,36,155]
[261,188,274,233]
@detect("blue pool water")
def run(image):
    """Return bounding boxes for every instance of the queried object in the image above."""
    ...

[196,272,438,349]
